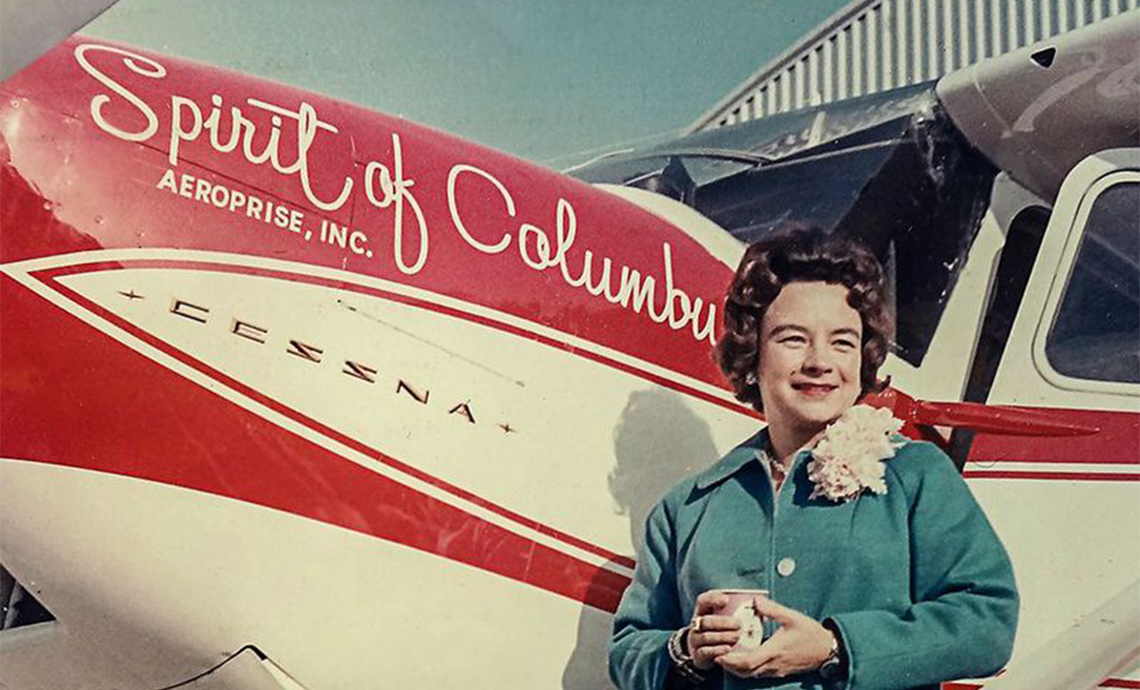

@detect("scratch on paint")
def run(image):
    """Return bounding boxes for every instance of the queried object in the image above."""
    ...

[520,540,538,585]
[336,299,526,388]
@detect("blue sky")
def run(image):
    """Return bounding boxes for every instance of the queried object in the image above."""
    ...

[85,0,851,166]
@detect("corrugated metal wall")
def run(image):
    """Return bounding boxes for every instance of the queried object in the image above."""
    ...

[692,0,1139,131]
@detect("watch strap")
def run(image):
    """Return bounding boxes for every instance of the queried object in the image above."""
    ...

[819,618,849,682]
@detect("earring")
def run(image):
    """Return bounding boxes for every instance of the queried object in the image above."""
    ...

[745,372,757,385]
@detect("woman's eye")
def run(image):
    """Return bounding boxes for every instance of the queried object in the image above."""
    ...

[780,335,807,345]
[833,340,857,350]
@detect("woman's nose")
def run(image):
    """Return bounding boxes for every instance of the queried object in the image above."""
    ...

[802,346,833,373]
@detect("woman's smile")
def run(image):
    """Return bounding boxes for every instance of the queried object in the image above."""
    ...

[791,382,839,396]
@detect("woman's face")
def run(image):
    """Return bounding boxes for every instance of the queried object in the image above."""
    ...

[757,281,862,435]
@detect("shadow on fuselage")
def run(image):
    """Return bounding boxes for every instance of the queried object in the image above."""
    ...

[561,388,722,689]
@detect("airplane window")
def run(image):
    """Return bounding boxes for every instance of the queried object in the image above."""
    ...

[1045,182,1140,384]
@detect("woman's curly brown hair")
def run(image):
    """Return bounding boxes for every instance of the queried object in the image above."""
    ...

[716,225,893,412]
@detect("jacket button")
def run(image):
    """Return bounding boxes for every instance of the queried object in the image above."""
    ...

[776,557,796,577]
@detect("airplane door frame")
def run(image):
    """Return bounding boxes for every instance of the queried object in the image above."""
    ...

[988,148,1140,411]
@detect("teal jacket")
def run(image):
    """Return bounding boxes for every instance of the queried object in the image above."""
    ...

[608,430,1018,690]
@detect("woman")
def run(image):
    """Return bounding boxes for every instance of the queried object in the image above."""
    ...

[608,228,1018,689]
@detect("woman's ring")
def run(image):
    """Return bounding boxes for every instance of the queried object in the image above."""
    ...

[691,616,703,633]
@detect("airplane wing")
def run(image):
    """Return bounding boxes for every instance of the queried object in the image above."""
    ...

[0,0,121,80]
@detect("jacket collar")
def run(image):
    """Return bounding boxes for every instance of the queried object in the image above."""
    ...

[695,427,772,490]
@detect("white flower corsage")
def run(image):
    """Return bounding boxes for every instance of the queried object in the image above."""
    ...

[806,405,906,503]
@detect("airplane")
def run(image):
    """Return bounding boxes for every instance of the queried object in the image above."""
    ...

[0,7,1136,690]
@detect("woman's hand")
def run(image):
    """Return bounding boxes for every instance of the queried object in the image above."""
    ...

[687,590,742,670]
[716,597,835,679]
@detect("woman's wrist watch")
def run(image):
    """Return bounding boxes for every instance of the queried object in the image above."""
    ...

[667,625,707,684]
[819,619,849,682]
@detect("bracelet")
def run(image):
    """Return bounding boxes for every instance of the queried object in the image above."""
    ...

[667,626,707,684]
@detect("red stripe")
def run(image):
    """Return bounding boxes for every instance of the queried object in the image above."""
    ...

[964,470,1140,482]
[39,259,758,423]
[938,677,1140,689]
[968,406,1139,466]
[32,262,640,570]
[0,274,633,609]
[968,455,1140,466]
